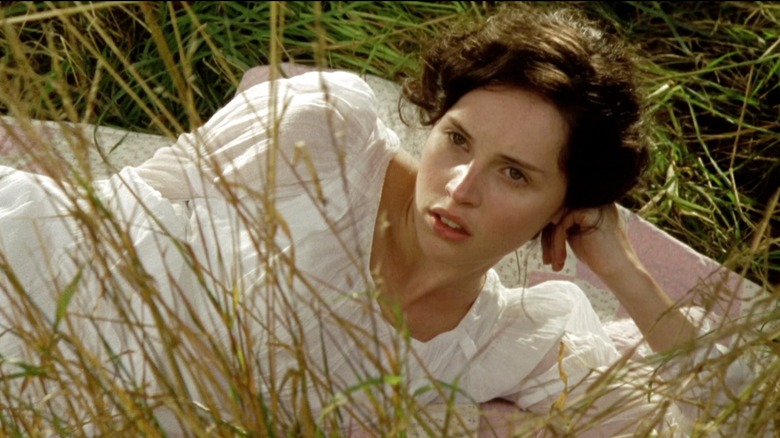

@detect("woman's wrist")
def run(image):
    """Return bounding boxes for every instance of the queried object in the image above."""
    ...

[596,255,640,295]
[588,239,645,286]
[600,260,698,352]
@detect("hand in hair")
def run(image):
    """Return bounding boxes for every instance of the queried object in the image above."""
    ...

[542,204,633,278]
[542,204,698,353]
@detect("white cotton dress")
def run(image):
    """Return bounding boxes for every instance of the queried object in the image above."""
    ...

[0,72,727,435]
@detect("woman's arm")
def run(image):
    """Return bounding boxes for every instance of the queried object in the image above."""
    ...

[136,70,377,201]
[541,203,698,353]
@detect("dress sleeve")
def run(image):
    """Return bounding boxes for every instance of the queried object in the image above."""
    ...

[494,283,753,437]
[468,281,652,436]
[136,71,379,201]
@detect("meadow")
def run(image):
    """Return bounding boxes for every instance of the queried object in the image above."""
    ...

[0,1,777,436]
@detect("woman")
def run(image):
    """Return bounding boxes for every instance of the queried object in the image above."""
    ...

[0,4,746,436]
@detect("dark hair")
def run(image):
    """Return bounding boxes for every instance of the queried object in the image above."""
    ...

[402,4,650,208]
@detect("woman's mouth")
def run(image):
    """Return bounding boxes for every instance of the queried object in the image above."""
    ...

[440,215,463,230]
[430,210,471,241]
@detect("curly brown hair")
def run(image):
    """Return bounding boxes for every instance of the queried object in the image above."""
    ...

[402,4,650,208]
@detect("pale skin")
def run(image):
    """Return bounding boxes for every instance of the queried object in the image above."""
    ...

[371,85,698,353]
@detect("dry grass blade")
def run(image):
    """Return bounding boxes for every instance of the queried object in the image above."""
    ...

[0,1,777,436]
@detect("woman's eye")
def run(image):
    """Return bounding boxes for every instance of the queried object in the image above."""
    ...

[449,132,467,146]
[506,167,526,182]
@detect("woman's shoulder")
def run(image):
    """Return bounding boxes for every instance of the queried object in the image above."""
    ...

[195,71,379,149]
[461,274,590,348]
[484,279,616,367]
[240,70,378,120]
[491,278,594,325]
[457,275,612,401]
[241,71,384,156]
[469,276,610,351]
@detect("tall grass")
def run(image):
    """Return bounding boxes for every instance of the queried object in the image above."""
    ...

[0,1,778,436]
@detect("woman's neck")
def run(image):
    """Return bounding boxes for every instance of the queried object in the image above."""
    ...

[371,150,487,341]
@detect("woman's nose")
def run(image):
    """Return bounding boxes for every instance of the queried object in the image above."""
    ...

[445,163,481,206]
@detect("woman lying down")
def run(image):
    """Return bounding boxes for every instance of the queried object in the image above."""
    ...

[0,4,751,437]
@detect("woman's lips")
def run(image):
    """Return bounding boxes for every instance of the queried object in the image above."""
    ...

[430,209,471,241]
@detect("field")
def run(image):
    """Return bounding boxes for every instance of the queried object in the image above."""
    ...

[1,1,778,436]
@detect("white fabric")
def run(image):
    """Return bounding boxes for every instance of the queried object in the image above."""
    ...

[0,71,749,435]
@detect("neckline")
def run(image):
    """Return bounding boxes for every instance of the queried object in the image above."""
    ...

[369,270,494,347]
[366,145,494,346]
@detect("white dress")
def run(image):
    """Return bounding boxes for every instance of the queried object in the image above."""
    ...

[0,72,748,435]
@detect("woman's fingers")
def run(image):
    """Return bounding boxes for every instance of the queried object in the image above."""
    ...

[541,224,551,265]
[541,223,558,266]
[541,213,572,272]
[552,212,578,271]
[542,207,605,272]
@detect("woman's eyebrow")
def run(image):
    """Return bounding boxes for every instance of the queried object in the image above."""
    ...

[499,153,545,175]
[448,118,474,142]
[449,116,546,175]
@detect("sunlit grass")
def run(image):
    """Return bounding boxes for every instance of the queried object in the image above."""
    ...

[0,1,778,436]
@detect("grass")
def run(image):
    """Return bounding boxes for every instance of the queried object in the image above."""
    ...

[0,1,778,436]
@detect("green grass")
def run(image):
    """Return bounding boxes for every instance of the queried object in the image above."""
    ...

[0,1,778,436]
[2,1,776,285]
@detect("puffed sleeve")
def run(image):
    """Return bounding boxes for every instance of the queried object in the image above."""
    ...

[136,71,379,202]
[463,281,615,402]
[484,282,753,437]
[461,281,612,401]
[469,281,658,437]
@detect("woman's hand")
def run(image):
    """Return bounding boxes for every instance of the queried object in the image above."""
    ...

[541,203,640,280]
[542,203,697,353]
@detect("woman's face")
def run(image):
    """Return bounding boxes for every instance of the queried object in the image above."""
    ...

[414,86,569,269]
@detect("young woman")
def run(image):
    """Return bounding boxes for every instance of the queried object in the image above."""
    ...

[0,4,747,436]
